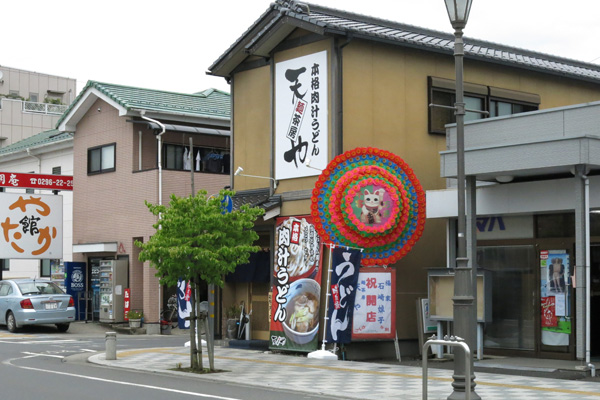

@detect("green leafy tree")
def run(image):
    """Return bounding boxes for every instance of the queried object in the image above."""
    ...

[136,189,264,371]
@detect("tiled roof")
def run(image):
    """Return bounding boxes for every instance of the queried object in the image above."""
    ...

[56,81,230,129]
[209,0,600,83]
[0,129,72,156]
[232,188,281,211]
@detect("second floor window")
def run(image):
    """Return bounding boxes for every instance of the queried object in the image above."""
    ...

[428,77,540,135]
[88,143,116,174]
[163,144,230,174]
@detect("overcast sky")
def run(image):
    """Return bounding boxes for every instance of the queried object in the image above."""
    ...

[3,0,599,95]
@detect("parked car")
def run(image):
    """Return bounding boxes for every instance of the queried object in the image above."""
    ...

[0,279,75,332]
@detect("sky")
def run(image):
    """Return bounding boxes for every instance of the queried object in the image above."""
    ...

[3,0,599,95]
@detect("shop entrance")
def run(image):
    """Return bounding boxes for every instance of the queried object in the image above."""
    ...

[590,245,600,358]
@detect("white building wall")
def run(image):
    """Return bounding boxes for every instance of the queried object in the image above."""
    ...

[0,144,73,278]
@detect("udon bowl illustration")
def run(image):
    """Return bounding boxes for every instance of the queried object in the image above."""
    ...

[282,278,321,345]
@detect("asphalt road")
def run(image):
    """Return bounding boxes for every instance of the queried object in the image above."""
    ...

[0,324,341,400]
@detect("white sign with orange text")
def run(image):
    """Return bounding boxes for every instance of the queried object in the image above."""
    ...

[0,193,63,259]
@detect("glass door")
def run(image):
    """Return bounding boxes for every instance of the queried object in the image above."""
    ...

[478,245,536,351]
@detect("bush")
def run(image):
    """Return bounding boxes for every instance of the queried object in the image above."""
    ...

[128,310,143,319]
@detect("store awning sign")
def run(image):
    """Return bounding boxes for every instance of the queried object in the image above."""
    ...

[0,171,73,191]
[0,193,63,259]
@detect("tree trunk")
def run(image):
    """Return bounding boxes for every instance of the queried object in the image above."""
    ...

[189,281,201,370]
[203,311,215,371]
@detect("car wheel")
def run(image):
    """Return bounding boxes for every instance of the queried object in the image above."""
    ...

[56,323,70,333]
[7,312,18,333]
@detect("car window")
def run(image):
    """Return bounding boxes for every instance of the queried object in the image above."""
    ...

[0,283,9,296]
[17,281,64,295]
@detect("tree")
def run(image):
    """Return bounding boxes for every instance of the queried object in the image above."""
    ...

[136,189,264,371]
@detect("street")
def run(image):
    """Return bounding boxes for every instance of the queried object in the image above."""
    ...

[0,324,340,400]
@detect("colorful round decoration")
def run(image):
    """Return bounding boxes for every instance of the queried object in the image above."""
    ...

[311,147,426,266]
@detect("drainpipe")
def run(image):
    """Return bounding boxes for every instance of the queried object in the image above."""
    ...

[139,111,165,327]
[583,175,594,375]
[26,148,42,173]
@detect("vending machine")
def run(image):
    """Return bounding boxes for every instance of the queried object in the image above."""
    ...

[99,259,128,323]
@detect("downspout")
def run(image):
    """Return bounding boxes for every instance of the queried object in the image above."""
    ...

[139,111,165,326]
[26,148,42,173]
[583,174,594,376]
[333,35,353,157]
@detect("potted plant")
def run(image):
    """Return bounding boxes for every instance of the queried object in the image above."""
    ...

[225,304,240,339]
[128,310,143,328]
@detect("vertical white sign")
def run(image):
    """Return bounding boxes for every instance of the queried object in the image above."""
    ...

[275,51,328,180]
[0,193,63,259]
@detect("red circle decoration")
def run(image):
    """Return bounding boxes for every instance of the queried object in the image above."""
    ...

[311,147,426,266]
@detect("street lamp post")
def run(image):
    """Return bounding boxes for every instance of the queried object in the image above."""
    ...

[443,1,480,399]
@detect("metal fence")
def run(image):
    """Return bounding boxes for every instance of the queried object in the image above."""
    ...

[22,101,68,115]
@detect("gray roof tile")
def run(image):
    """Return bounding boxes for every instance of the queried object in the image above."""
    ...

[210,0,600,84]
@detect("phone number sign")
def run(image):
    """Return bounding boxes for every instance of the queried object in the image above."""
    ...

[0,172,73,191]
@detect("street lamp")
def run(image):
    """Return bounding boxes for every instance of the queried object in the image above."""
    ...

[443,1,480,399]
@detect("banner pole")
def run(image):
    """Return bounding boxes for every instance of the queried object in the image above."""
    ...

[308,244,337,360]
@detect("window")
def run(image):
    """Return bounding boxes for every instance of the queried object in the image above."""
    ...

[88,143,116,174]
[29,93,39,103]
[1,259,9,272]
[489,100,537,118]
[428,77,540,135]
[40,259,51,277]
[52,166,61,175]
[163,144,230,174]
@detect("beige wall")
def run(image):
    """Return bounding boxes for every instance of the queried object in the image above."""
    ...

[229,32,600,341]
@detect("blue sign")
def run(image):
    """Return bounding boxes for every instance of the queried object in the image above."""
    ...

[221,195,233,214]
[65,262,86,320]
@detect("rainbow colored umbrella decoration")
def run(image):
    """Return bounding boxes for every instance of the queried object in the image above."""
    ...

[310,147,426,266]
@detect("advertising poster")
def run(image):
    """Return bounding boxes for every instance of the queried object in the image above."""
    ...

[275,51,328,180]
[352,267,396,340]
[0,192,63,259]
[540,250,571,344]
[269,216,322,352]
[326,246,362,344]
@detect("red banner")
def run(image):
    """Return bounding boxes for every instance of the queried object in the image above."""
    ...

[269,216,323,352]
[124,289,131,321]
[541,296,557,327]
[0,172,73,191]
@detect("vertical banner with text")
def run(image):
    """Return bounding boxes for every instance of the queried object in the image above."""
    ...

[326,246,362,344]
[269,216,322,352]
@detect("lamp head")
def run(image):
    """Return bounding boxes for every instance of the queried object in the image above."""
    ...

[234,166,244,176]
[444,0,473,30]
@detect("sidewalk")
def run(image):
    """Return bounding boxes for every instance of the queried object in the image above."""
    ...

[88,338,600,400]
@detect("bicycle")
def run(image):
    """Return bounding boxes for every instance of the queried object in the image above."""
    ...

[160,294,178,329]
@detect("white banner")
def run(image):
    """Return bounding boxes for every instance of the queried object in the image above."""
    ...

[0,193,63,259]
[275,51,328,180]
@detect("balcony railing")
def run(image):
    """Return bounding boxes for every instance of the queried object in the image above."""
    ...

[22,101,68,115]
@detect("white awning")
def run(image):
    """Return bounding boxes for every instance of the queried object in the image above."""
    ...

[73,242,118,253]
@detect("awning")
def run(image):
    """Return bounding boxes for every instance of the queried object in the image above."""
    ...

[73,242,118,253]
[232,188,281,220]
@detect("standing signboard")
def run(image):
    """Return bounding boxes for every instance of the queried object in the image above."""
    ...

[269,216,323,352]
[65,261,86,320]
[352,267,396,340]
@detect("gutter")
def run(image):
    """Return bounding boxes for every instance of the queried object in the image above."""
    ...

[138,110,165,326]
[26,148,42,173]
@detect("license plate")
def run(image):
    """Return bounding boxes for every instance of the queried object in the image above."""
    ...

[44,302,58,310]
